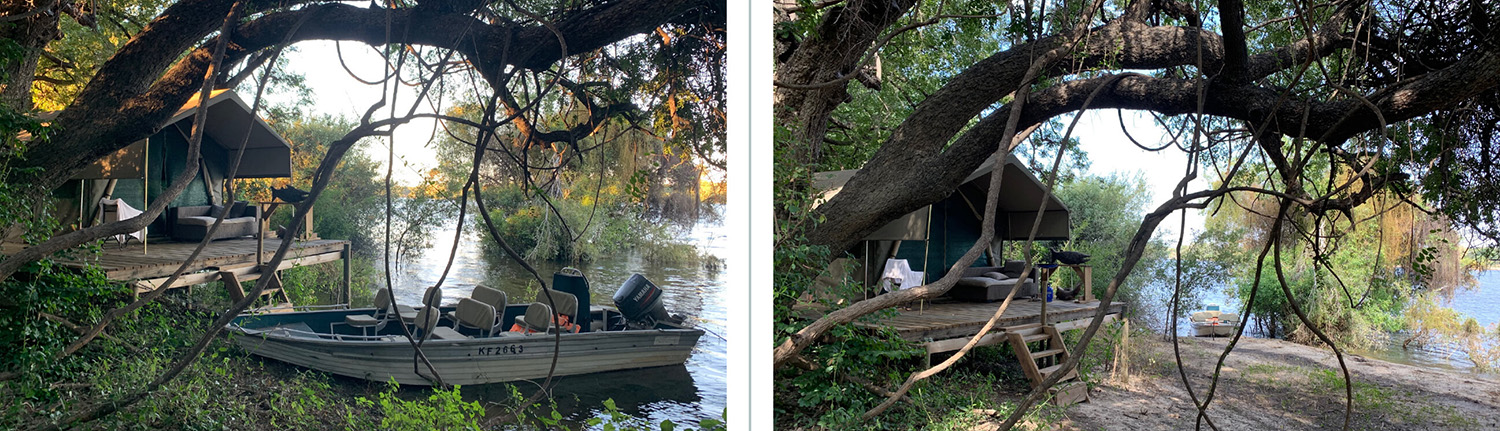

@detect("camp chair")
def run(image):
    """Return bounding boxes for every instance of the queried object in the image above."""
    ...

[453,298,504,338]
[879,259,923,292]
[98,198,145,245]
[511,289,579,334]
[344,288,409,336]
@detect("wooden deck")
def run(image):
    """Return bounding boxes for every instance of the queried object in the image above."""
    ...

[3,237,349,292]
[855,298,1127,353]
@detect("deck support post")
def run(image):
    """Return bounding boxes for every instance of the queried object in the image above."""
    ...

[342,243,351,307]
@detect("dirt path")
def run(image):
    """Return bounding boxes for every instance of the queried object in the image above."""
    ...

[1051,336,1500,430]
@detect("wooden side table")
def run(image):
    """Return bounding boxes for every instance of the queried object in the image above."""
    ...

[1038,264,1094,303]
[256,201,318,241]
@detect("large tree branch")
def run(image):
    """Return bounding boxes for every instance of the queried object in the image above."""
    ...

[18,0,713,197]
[802,10,1368,252]
[773,0,919,164]
[809,45,1500,253]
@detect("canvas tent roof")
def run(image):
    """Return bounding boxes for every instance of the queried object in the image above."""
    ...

[70,90,292,179]
[813,153,1071,242]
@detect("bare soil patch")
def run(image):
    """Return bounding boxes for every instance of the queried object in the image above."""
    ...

[1054,336,1500,430]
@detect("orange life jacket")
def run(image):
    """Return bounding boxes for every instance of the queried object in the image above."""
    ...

[507,313,579,334]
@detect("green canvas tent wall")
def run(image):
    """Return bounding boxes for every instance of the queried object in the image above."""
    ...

[57,90,292,235]
[813,154,1072,287]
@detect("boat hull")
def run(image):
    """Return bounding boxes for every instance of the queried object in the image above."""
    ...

[227,309,702,386]
[1191,322,1236,337]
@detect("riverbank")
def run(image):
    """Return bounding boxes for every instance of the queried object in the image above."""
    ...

[1051,335,1500,430]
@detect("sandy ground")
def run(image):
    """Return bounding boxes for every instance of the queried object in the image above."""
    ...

[1042,336,1500,430]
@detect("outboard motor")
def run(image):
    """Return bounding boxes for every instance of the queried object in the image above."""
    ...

[613,274,684,329]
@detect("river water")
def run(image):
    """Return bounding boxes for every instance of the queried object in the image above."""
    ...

[1356,270,1499,376]
[376,221,729,427]
[1173,270,1500,378]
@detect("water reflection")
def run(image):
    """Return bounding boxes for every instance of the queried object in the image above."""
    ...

[379,221,728,426]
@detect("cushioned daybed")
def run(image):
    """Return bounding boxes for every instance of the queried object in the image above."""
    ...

[947,260,1039,302]
[170,201,260,242]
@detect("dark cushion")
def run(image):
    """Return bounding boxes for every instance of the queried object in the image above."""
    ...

[957,277,1005,288]
[208,204,227,218]
[229,201,248,218]
[983,271,1010,280]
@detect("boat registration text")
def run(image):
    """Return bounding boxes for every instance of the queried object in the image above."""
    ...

[477,345,524,356]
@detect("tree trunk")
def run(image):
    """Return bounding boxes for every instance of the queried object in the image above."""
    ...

[0,0,62,111]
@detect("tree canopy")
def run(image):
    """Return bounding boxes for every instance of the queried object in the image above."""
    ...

[0,0,724,280]
[774,0,1500,426]
[777,0,1500,254]
[0,1,723,428]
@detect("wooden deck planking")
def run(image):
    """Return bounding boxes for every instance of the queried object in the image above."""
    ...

[3,238,348,281]
[856,299,1127,342]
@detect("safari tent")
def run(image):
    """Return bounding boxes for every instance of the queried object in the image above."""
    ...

[813,154,1072,287]
[52,89,293,236]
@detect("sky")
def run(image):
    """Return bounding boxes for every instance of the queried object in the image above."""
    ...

[1071,110,1212,239]
[277,41,446,185]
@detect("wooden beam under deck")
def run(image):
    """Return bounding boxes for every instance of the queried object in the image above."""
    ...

[2,238,350,293]
[134,250,343,293]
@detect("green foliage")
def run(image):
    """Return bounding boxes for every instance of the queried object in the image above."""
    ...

[0,258,126,399]
[245,114,444,260]
[357,380,485,431]
[275,255,382,307]
[0,106,59,244]
[477,187,698,263]
[1049,173,1156,295]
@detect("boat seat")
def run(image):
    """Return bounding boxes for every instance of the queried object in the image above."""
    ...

[454,298,501,337]
[428,326,466,340]
[345,289,406,335]
[345,314,379,326]
[401,285,443,325]
[344,314,380,336]
[413,307,466,340]
[511,289,579,333]
[449,286,506,324]
[471,285,507,309]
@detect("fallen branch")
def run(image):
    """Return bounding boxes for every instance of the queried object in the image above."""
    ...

[39,313,144,355]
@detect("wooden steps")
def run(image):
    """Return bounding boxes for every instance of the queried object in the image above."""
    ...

[1005,323,1089,406]
[221,267,293,309]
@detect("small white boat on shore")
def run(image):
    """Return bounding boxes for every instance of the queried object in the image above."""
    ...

[226,271,703,386]
[1190,305,1240,337]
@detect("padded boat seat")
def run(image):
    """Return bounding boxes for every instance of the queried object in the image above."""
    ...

[345,314,379,327]
[413,307,467,339]
[428,326,466,340]
[449,286,506,326]
[345,289,407,335]
[454,298,500,337]
[400,285,443,324]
